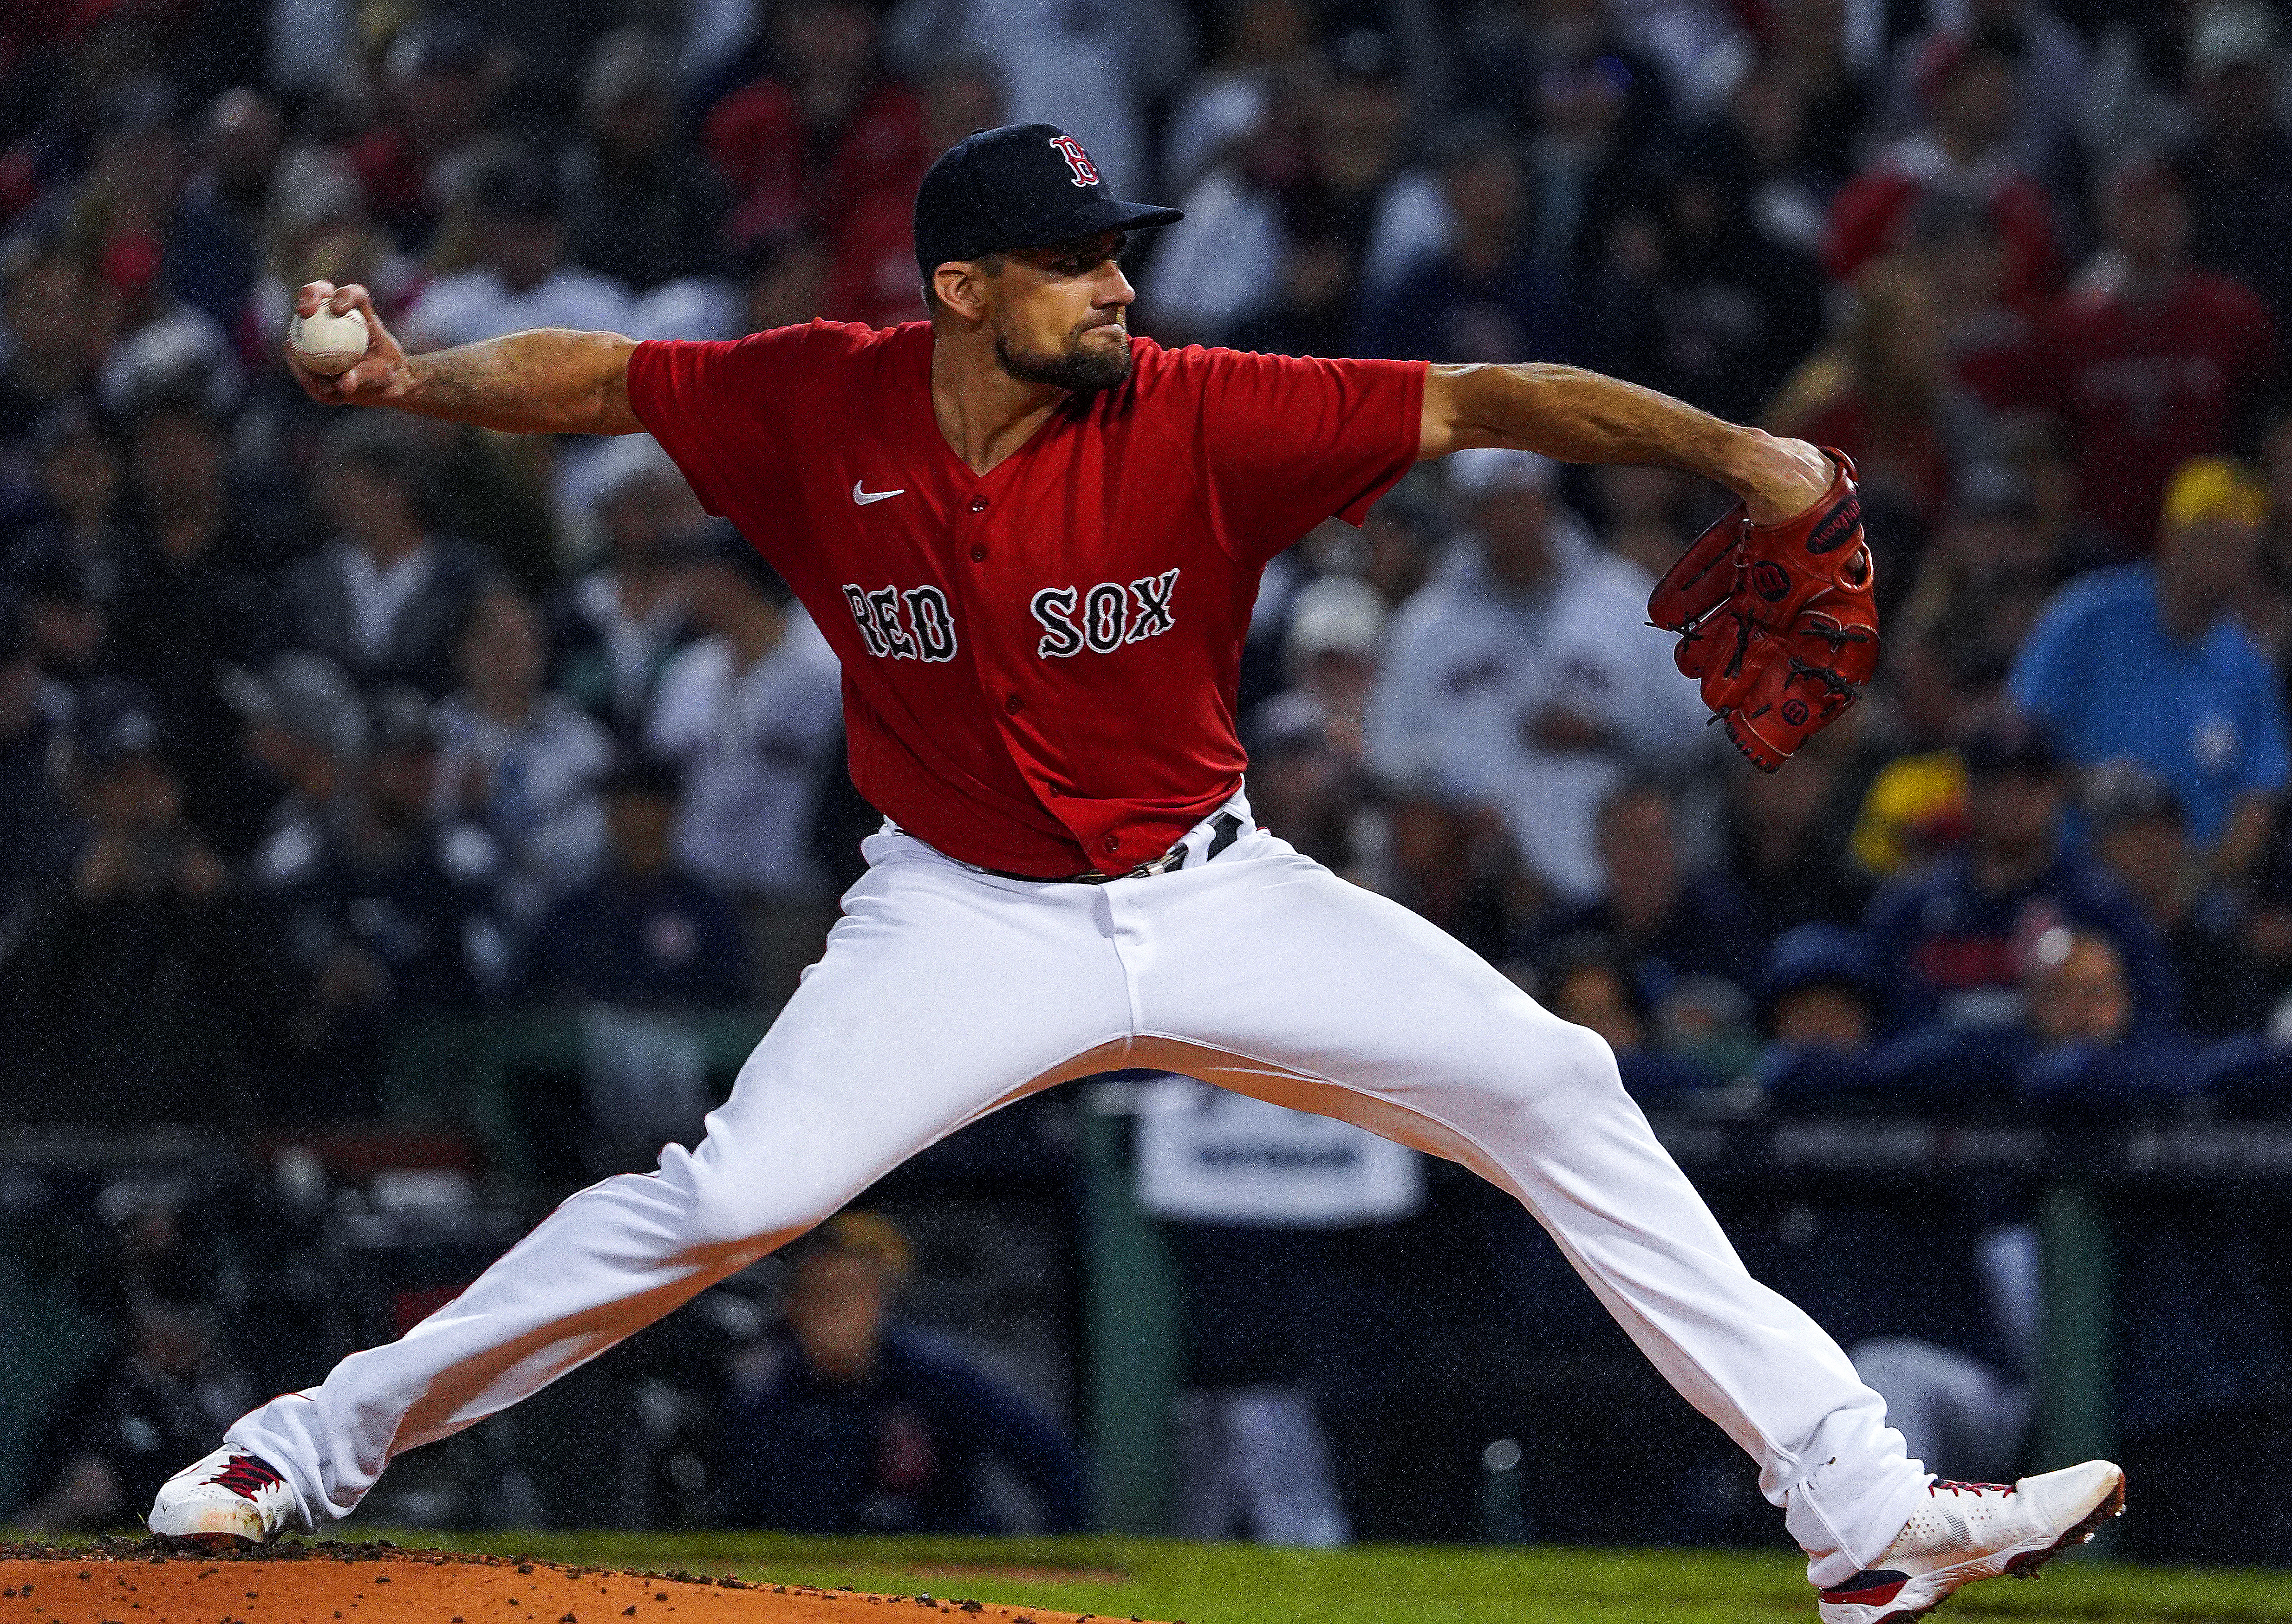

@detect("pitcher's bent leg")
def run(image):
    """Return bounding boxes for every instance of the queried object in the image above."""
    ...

[1125,843,1929,1587]
[230,842,1133,1526]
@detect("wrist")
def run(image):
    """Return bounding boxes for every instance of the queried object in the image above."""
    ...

[1731,431,1830,526]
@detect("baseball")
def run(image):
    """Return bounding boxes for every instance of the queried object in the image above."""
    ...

[287,305,371,376]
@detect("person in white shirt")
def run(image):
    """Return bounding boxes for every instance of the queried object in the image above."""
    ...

[647,526,844,1013]
[548,435,702,740]
[1366,448,1713,907]
[433,583,614,926]
[400,153,634,352]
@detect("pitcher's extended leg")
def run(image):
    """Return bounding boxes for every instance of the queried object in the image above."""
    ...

[1119,837,1928,1589]
[227,838,1133,1526]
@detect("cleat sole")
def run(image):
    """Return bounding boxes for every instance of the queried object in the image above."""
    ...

[155,1531,262,1555]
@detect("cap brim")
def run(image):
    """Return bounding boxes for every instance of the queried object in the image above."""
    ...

[1003,195,1183,253]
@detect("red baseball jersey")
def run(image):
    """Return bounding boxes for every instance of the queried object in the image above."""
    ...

[625,321,1425,877]
[2042,267,2278,552]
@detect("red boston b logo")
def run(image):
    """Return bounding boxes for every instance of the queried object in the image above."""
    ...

[1048,134,1099,187]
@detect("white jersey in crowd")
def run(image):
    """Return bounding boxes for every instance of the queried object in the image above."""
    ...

[646,609,844,900]
[403,265,636,352]
[432,692,615,924]
[1367,519,1711,904]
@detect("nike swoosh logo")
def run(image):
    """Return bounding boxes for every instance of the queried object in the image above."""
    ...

[852,481,905,506]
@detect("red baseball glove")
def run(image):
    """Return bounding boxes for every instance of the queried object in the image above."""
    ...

[1647,449,1878,772]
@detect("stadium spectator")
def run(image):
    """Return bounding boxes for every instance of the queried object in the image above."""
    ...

[11,538,112,693]
[1766,257,1992,539]
[105,393,292,854]
[2181,0,2292,341]
[1823,20,2061,312]
[646,526,843,1013]
[2042,156,2278,556]
[1577,149,1827,426]
[9,398,126,582]
[2010,455,2291,883]
[1529,779,1760,998]
[348,18,504,253]
[75,91,246,426]
[1357,489,1436,611]
[2082,761,2277,1039]
[525,756,748,1010]
[400,153,633,354]
[714,1212,1089,1534]
[561,31,732,298]
[1762,924,1879,1056]
[1153,31,1413,349]
[0,595,71,926]
[433,583,614,925]
[1725,730,1874,944]
[1161,0,1319,196]
[1367,448,1709,905]
[1357,127,1571,366]
[0,680,278,1129]
[278,415,498,698]
[257,687,513,1119]
[1863,715,2174,1033]
[16,1280,245,1533]
[1871,0,2088,219]
[167,88,280,339]
[706,0,933,331]
[1753,923,1891,1104]
[225,652,368,891]
[1845,628,2002,885]
[1537,932,1720,1099]
[1895,461,2058,679]
[1900,191,2048,417]
[1454,0,1674,208]
[0,235,99,450]
[884,0,1192,200]
[1247,575,1385,876]
[549,437,702,740]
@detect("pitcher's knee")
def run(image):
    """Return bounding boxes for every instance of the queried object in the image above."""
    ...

[679,1156,844,1256]
[1476,1017,1628,1121]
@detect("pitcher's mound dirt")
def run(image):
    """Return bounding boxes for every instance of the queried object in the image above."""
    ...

[0,1539,1158,1624]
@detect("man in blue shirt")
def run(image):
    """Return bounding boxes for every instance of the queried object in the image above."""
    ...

[2009,455,2289,883]
[714,1212,1088,1535]
[1863,717,2174,1033]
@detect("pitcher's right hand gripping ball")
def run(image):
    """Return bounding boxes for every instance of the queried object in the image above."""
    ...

[1648,448,1878,771]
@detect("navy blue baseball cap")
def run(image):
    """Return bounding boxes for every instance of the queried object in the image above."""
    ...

[912,123,1182,282]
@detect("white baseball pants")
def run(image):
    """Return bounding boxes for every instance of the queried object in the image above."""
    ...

[228,796,1927,1586]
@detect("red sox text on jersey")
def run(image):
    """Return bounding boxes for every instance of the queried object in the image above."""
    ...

[626,321,1422,876]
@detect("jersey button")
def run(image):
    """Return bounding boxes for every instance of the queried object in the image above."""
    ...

[1003,695,1022,715]
[1102,835,1120,854]
[969,496,989,513]
[970,545,987,561]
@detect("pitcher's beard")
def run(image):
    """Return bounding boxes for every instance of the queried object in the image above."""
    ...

[996,323,1132,395]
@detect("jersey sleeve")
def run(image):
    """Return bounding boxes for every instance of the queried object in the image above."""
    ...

[1192,348,1426,568]
[624,325,817,518]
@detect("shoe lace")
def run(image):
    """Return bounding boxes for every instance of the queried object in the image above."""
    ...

[208,1454,285,1500]
[1930,1479,2014,1498]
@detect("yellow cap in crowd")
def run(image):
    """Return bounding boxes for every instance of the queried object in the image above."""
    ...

[2162,455,2269,532]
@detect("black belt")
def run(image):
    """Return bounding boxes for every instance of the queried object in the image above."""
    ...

[981,812,1245,884]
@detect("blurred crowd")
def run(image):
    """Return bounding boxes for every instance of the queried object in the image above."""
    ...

[6,0,2292,1556]
[7,0,2292,1133]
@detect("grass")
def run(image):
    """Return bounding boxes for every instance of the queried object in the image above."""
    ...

[321,1533,2292,1624]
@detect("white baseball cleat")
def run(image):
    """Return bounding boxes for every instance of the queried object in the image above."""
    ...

[1817,1460,2127,1624]
[148,1446,304,1550]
